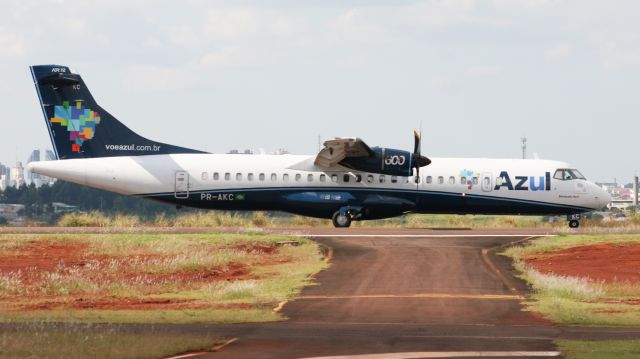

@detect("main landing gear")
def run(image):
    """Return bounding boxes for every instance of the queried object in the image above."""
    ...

[331,206,364,228]
[332,211,351,228]
[567,214,581,228]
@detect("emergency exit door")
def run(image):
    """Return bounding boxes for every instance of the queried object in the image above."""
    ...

[174,171,189,199]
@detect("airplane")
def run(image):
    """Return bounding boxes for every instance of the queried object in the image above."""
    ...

[27,64,611,228]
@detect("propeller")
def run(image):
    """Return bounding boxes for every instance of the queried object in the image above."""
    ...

[413,129,431,182]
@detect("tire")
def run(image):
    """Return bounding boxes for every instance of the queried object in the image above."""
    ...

[569,220,580,228]
[332,211,352,228]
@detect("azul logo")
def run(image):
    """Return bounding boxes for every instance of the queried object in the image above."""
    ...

[459,169,480,190]
[494,171,551,191]
[50,101,101,153]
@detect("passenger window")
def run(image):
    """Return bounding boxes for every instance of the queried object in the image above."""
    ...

[355,174,362,182]
[426,176,432,184]
[271,173,277,181]
[236,173,242,181]
[438,176,444,184]
[449,176,455,184]
[213,172,219,181]
[391,176,397,183]
[331,174,338,182]
[224,173,230,181]
[343,174,350,183]
[379,175,386,183]
[460,177,466,185]
[259,173,265,181]
[484,177,491,186]
[248,173,254,181]
[320,174,326,182]
[201,172,208,180]
[308,174,314,182]
[283,173,289,182]
[473,177,478,185]
[367,175,374,183]
[295,174,301,182]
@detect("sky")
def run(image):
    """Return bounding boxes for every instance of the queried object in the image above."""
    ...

[1,0,639,182]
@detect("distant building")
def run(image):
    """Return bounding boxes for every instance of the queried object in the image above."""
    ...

[44,149,56,161]
[0,163,8,191]
[0,174,8,191]
[0,203,25,221]
[24,148,56,188]
[51,202,79,214]
[9,162,25,189]
[26,149,42,187]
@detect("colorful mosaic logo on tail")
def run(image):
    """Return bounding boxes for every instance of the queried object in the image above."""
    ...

[50,101,101,153]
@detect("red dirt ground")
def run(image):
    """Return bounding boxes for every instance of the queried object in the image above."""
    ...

[0,241,89,273]
[0,240,282,311]
[525,243,640,283]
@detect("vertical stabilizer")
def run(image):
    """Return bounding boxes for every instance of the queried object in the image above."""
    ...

[30,65,205,159]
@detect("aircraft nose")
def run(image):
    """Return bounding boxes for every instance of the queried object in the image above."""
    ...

[594,185,611,209]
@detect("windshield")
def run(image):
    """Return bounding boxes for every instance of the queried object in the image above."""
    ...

[553,168,586,181]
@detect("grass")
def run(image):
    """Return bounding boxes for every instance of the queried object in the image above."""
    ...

[503,234,640,326]
[57,210,565,228]
[0,232,327,323]
[556,339,640,359]
[0,322,224,359]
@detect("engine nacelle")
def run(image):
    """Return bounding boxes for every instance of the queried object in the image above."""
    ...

[339,147,415,177]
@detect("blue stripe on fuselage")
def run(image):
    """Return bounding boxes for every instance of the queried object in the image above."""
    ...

[136,186,592,218]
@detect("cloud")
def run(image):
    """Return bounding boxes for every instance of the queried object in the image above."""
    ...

[203,7,302,41]
[168,24,201,48]
[591,31,640,70]
[466,65,501,77]
[491,0,554,12]
[123,64,197,92]
[544,44,571,60]
[0,31,28,57]
[198,48,259,68]
[328,8,393,42]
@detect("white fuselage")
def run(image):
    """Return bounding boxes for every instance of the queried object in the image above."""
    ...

[29,154,610,218]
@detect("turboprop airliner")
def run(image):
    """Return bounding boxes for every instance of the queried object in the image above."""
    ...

[27,65,610,228]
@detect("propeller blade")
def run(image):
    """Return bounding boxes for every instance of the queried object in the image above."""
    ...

[412,128,431,183]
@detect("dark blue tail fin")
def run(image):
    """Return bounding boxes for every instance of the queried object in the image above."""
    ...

[30,65,205,159]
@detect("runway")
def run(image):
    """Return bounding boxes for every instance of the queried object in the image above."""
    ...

[181,228,640,359]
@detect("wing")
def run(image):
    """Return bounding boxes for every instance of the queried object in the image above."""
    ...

[314,137,374,168]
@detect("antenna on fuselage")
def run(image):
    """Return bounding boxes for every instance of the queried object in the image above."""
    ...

[521,136,527,159]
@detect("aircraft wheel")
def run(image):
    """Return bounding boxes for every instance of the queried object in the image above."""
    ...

[332,211,352,228]
[568,220,580,228]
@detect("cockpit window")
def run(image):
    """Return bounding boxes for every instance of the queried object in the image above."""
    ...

[553,168,586,181]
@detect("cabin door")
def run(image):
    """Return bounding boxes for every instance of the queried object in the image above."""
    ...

[174,171,189,199]
[481,173,493,192]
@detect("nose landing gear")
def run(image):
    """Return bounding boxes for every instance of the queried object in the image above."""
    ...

[567,214,581,228]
